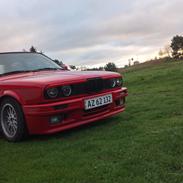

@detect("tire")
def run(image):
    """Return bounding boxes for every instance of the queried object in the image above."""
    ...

[0,98,27,142]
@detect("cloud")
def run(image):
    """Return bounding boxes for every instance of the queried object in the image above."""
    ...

[0,0,182,67]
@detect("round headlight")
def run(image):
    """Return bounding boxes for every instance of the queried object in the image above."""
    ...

[47,88,59,98]
[62,85,72,96]
[116,78,123,87]
[110,79,116,88]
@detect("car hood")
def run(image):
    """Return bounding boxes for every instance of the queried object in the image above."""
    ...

[1,70,121,87]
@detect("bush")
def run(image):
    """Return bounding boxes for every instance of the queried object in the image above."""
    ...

[104,62,118,72]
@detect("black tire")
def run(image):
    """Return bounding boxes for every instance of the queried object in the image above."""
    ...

[0,97,27,142]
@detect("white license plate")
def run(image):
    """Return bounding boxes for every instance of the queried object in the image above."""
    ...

[84,94,113,110]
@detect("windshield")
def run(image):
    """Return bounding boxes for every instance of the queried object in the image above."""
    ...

[0,52,62,75]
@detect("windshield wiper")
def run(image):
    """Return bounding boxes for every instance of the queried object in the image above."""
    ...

[33,68,62,72]
[0,68,62,76]
[0,70,32,76]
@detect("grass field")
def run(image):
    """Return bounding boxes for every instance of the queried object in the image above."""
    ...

[0,60,183,183]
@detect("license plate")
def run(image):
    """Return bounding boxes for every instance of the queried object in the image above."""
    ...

[84,94,113,110]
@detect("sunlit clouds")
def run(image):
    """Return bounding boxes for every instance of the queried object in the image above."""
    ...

[0,0,182,67]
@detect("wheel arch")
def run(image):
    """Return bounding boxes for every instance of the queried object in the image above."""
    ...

[0,93,26,123]
[0,93,29,138]
[0,91,24,105]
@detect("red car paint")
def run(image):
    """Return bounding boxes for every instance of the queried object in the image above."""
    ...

[0,61,128,135]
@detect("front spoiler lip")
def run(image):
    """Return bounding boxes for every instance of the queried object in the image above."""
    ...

[30,107,125,135]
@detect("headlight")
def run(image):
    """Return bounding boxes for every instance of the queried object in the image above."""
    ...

[47,87,59,98]
[62,85,72,96]
[110,79,116,88]
[116,78,123,87]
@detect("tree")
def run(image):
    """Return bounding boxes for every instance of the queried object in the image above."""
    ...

[164,45,172,58]
[104,62,118,72]
[69,65,76,70]
[159,49,164,58]
[98,66,104,71]
[53,59,60,65]
[171,35,183,59]
[30,46,37,53]
[159,46,172,58]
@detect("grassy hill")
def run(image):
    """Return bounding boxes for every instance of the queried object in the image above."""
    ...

[0,60,183,183]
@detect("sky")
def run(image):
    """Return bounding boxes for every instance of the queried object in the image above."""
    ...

[0,0,182,67]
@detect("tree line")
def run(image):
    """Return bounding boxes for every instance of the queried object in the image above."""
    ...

[27,46,119,72]
[27,34,183,72]
[159,35,183,59]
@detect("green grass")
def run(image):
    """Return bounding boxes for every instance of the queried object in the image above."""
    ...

[0,60,183,183]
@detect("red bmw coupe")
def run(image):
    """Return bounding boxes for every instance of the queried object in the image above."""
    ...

[0,52,128,142]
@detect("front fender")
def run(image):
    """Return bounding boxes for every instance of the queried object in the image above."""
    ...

[1,90,24,104]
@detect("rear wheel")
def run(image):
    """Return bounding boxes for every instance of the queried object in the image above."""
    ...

[0,98,27,142]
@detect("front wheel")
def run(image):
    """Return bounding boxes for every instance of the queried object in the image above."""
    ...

[0,98,27,142]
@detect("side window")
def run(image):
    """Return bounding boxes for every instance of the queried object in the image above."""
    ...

[11,61,24,71]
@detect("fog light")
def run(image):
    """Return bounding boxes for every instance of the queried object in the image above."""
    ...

[119,98,125,105]
[50,115,63,124]
[115,98,125,106]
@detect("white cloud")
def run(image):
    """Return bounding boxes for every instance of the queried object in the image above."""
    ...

[0,0,182,67]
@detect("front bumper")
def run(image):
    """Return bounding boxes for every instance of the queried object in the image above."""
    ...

[23,88,128,134]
